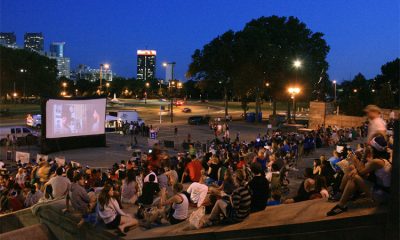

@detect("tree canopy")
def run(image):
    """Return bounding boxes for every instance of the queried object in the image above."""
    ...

[0,46,58,100]
[187,16,331,114]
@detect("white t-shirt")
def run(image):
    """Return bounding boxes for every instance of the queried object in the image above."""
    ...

[143,172,158,183]
[47,175,71,198]
[186,182,208,207]
[368,117,386,140]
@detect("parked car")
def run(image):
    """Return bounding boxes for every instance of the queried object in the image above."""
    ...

[182,108,192,113]
[188,115,210,125]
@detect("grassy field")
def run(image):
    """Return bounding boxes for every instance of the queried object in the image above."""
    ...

[204,100,310,112]
[0,103,41,115]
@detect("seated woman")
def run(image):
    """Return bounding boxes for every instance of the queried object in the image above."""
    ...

[160,183,189,225]
[201,170,251,227]
[97,184,138,236]
[327,136,391,216]
[284,168,315,204]
[121,169,138,204]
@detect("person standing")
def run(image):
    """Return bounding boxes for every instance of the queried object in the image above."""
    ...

[364,105,386,141]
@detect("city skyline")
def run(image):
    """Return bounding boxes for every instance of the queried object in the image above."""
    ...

[1,0,399,81]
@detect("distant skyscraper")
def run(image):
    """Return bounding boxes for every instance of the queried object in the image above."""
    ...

[24,32,44,52]
[0,32,16,45]
[48,42,70,79]
[50,42,65,57]
[137,50,156,81]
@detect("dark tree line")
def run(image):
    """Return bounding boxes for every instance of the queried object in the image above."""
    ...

[337,58,399,116]
[187,16,331,116]
[0,46,58,101]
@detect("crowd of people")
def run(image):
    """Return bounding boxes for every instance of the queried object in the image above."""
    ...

[0,104,395,236]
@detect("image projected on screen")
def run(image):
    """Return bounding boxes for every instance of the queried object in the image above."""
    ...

[46,99,106,138]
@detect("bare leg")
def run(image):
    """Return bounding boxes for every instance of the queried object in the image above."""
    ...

[339,174,349,192]
[338,179,356,207]
[353,175,371,198]
[119,215,138,233]
[208,199,227,222]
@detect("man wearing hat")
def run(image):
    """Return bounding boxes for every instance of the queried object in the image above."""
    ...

[364,105,386,141]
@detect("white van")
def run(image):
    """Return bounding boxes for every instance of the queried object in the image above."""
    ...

[108,111,145,125]
[0,126,37,144]
[26,114,42,128]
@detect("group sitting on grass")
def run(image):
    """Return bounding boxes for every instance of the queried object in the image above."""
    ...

[0,122,394,236]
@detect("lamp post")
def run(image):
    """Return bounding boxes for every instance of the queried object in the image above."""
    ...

[99,63,110,93]
[20,69,27,100]
[333,80,337,104]
[106,82,110,96]
[163,62,176,123]
[61,82,67,97]
[145,82,150,104]
[288,87,301,122]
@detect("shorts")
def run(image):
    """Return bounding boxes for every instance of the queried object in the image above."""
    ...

[106,214,121,229]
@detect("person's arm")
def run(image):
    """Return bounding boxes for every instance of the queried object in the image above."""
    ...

[357,159,384,177]
[112,198,127,216]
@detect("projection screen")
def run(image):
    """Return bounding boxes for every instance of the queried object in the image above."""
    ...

[46,98,106,138]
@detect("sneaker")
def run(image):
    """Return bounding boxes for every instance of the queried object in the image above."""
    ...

[327,204,348,216]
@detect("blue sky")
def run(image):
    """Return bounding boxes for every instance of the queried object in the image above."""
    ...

[1,0,399,82]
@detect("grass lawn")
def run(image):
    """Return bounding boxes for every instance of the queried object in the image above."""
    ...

[0,103,41,116]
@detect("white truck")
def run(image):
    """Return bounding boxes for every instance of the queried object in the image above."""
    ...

[108,111,144,125]
[0,126,37,145]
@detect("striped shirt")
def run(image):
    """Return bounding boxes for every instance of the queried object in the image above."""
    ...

[231,184,251,222]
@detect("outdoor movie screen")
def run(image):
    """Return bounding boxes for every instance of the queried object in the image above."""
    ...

[46,98,106,138]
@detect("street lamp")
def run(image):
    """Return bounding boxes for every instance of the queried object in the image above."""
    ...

[288,87,301,122]
[106,82,110,96]
[333,80,337,104]
[99,63,110,92]
[293,59,302,85]
[353,89,358,93]
[163,61,177,123]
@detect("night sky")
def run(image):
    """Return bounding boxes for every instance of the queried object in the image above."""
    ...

[1,0,399,82]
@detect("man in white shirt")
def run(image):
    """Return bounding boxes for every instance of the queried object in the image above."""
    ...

[364,105,387,141]
[186,175,208,207]
[46,167,70,198]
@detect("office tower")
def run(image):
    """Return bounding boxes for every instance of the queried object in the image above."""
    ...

[50,42,65,57]
[24,32,44,52]
[137,50,156,81]
[0,32,16,45]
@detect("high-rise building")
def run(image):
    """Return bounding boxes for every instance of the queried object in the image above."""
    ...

[0,32,16,45]
[24,32,44,52]
[137,50,156,81]
[48,42,70,78]
[50,42,65,57]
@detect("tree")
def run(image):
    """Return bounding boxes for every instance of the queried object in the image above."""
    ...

[0,46,58,101]
[374,58,399,107]
[187,16,330,119]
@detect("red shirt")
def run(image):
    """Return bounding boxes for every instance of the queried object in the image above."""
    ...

[186,160,202,182]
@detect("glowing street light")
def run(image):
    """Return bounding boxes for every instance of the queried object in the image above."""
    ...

[177,82,183,89]
[293,59,302,69]
[145,82,150,88]
[265,82,270,87]
[353,89,358,93]
[287,87,301,122]
[62,82,67,88]
[13,92,18,97]
[332,80,337,103]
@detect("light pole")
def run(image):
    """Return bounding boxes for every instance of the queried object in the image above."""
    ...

[106,82,110,96]
[20,69,27,100]
[333,80,337,104]
[61,82,67,97]
[288,87,301,122]
[163,62,176,123]
[99,63,110,93]
[145,82,150,104]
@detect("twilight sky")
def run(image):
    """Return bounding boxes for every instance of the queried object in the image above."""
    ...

[1,0,399,82]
